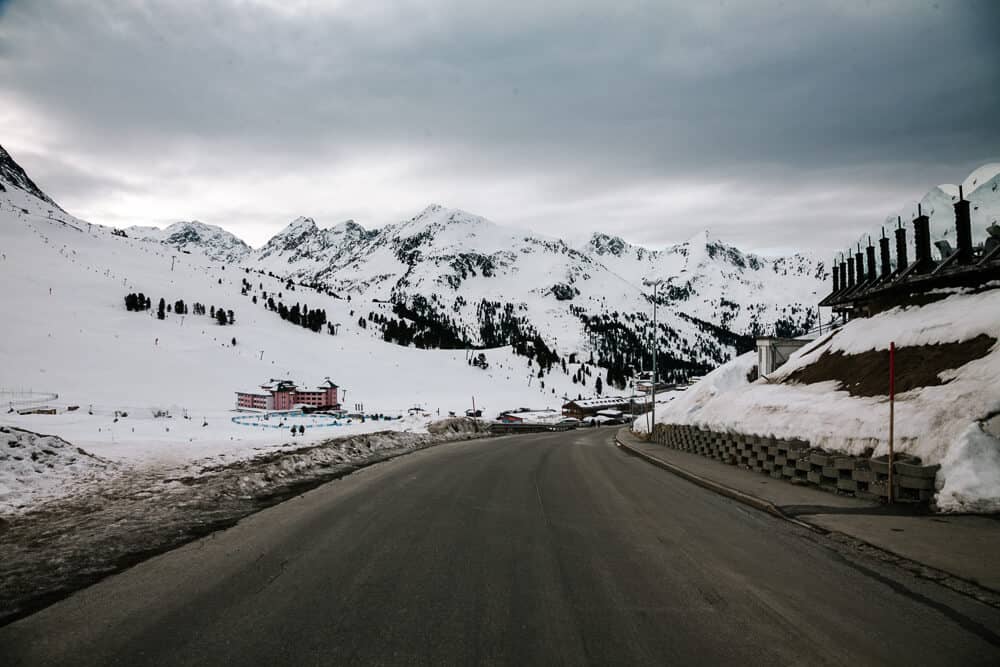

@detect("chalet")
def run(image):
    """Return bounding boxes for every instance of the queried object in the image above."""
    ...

[562,396,635,419]
[497,409,560,424]
[235,378,339,411]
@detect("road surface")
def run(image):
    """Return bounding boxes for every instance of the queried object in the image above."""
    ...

[2,428,999,665]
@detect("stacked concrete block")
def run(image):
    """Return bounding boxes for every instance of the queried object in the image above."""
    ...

[646,424,939,507]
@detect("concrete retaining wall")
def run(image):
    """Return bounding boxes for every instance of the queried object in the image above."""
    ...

[651,424,939,505]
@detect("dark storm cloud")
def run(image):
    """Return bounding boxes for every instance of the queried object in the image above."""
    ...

[1,0,998,252]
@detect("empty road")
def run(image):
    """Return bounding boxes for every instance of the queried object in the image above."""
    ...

[2,428,999,665]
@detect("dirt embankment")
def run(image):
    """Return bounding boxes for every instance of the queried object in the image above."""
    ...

[785,334,996,397]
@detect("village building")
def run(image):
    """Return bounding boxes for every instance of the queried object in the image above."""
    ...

[235,378,339,411]
[561,396,635,419]
[497,409,560,424]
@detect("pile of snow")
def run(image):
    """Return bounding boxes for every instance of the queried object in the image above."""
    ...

[0,426,115,513]
[937,422,1000,513]
[427,417,490,435]
[640,287,1000,512]
[218,428,487,497]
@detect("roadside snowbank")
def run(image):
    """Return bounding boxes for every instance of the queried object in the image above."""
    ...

[0,426,115,513]
[0,424,491,622]
[638,288,1000,512]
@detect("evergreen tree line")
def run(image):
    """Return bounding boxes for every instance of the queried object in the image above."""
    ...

[124,293,233,325]
[571,307,716,387]
[382,295,470,349]
[266,298,329,333]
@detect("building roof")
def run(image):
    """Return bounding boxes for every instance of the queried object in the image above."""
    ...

[562,396,633,409]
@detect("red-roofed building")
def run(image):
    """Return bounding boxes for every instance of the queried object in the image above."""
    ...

[235,378,339,411]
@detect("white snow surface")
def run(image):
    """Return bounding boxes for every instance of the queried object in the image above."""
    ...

[0,184,572,508]
[0,426,115,513]
[639,288,1000,512]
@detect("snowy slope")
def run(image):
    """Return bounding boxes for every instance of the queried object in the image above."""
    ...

[0,148,581,474]
[0,144,62,211]
[642,288,1000,512]
[580,229,824,334]
[242,204,827,382]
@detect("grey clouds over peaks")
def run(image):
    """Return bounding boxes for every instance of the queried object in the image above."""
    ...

[1,0,997,253]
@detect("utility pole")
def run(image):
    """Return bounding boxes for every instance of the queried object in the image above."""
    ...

[171,255,176,271]
[643,278,664,437]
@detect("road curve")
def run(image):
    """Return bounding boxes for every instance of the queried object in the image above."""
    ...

[2,428,999,666]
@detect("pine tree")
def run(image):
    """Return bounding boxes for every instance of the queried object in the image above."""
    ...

[157,298,166,320]
[216,307,228,326]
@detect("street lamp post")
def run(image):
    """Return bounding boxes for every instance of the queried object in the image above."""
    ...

[642,278,663,437]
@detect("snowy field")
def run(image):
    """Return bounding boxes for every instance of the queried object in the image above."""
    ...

[638,287,1000,512]
[0,185,587,509]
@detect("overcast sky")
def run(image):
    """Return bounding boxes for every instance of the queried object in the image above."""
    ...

[1,0,997,254]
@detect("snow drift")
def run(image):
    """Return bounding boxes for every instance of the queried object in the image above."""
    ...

[641,286,1000,512]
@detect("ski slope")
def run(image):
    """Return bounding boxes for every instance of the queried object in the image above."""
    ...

[0,184,579,471]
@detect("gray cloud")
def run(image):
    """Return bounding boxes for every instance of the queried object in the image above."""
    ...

[1,0,998,253]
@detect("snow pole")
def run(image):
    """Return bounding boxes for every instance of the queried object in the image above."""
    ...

[888,341,895,504]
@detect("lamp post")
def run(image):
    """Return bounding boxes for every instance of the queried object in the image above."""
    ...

[642,278,663,436]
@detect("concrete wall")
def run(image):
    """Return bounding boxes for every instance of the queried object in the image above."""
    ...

[651,423,939,505]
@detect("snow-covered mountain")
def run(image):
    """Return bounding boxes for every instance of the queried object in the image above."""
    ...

[241,203,827,382]
[127,220,251,263]
[0,144,63,212]
[872,163,1000,264]
[0,143,593,463]
[254,216,375,275]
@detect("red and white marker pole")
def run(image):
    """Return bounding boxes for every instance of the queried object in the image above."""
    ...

[888,341,895,504]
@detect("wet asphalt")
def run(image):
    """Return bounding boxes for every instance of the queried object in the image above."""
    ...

[2,428,999,666]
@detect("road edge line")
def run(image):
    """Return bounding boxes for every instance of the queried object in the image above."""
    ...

[614,433,823,533]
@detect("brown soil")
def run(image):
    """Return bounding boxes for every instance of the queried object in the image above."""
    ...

[784,334,997,397]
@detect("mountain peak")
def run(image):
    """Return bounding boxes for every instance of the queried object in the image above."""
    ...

[0,143,63,211]
[133,219,250,263]
[682,229,712,247]
[282,216,318,233]
[586,232,629,256]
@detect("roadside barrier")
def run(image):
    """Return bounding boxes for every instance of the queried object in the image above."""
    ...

[650,423,939,506]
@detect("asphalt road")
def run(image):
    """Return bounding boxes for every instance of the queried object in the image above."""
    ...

[2,428,1000,666]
